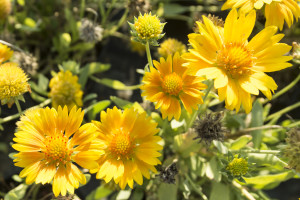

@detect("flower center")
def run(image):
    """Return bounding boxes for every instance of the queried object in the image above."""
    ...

[110,131,135,159]
[44,134,72,165]
[162,72,183,96]
[216,43,254,79]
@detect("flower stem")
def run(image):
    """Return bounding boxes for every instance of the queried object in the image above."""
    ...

[263,72,300,104]
[265,101,300,122]
[185,174,208,200]
[1,99,51,124]
[186,80,214,130]
[14,99,23,115]
[231,149,281,154]
[145,41,153,71]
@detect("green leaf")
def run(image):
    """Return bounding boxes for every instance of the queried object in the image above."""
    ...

[30,91,47,103]
[95,78,141,90]
[4,184,29,200]
[87,100,111,120]
[230,135,252,150]
[110,96,133,109]
[24,18,36,28]
[37,74,49,91]
[17,0,25,6]
[206,156,221,182]
[242,171,295,189]
[86,185,113,200]
[250,100,264,149]
[78,65,89,88]
[29,81,48,96]
[80,62,111,75]
[59,60,80,74]
[213,140,228,154]
[158,183,177,200]
[209,181,230,200]
[247,153,288,170]
[83,93,98,103]
[116,190,131,200]
[163,4,189,16]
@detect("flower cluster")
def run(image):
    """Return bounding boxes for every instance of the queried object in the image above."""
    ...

[158,38,187,58]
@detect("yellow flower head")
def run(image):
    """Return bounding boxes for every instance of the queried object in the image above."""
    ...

[222,0,300,30]
[0,62,30,107]
[129,12,165,46]
[183,9,292,113]
[90,106,162,189]
[226,157,248,176]
[12,106,101,197]
[158,38,187,59]
[0,0,11,20]
[0,43,13,64]
[141,53,207,120]
[49,70,83,110]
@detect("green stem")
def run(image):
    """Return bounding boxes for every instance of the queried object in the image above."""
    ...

[1,99,51,124]
[231,149,281,154]
[80,0,85,18]
[263,72,300,104]
[14,99,22,115]
[286,120,300,128]
[232,181,256,200]
[265,101,300,122]
[185,174,208,200]
[186,80,214,130]
[145,41,153,71]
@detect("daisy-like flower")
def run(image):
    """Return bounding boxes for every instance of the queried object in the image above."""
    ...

[12,106,101,197]
[0,62,30,107]
[183,9,292,113]
[49,70,83,110]
[90,106,162,189]
[141,53,206,120]
[158,38,187,59]
[222,0,300,30]
[0,43,13,64]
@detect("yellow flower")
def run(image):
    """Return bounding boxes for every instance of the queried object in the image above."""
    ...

[0,0,11,20]
[222,0,300,30]
[49,70,83,110]
[183,9,292,113]
[141,53,206,120]
[158,38,187,59]
[265,0,300,30]
[0,62,30,107]
[226,157,248,176]
[129,12,165,46]
[0,43,13,64]
[12,106,101,197]
[90,106,162,189]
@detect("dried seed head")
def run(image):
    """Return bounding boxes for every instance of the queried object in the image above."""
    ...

[157,162,178,184]
[13,51,39,76]
[128,0,151,17]
[284,128,300,172]
[79,18,103,43]
[193,112,227,145]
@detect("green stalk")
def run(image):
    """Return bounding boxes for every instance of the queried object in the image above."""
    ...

[265,101,300,122]
[1,99,51,124]
[186,80,214,130]
[185,174,208,200]
[145,41,153,71]
[263,72,300,104]
[231,149,281,154]
[80,0,85,18]
[14,99,22,115]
